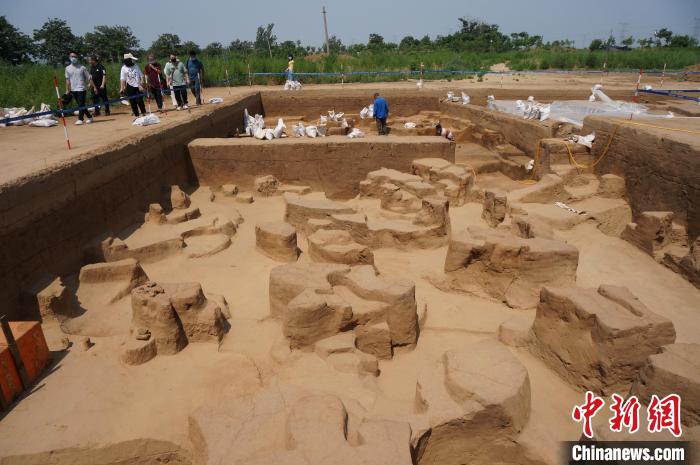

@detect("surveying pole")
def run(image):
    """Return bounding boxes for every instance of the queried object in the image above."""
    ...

[322,6,330,55]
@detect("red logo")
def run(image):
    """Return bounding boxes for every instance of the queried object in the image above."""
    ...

[609,394,640,434]
[647,394,682,437]
[572,392,683,438]
[572,391,605,439]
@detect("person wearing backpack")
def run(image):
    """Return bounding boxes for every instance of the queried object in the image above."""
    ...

[186,50,204,105]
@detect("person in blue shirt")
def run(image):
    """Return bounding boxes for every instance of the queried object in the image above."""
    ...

[373,92,389,135]
[186,50,204,105]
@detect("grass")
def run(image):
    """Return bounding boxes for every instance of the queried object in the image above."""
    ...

[1,48,698,108]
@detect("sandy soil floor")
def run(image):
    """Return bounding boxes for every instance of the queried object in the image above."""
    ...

[1,181,698,463]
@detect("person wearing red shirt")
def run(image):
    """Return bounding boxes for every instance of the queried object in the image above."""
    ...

[144,54,164,112]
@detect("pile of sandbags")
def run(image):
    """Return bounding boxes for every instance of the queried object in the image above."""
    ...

[284,80,302,91]
[2,103,57,128]
[359,104,374,119]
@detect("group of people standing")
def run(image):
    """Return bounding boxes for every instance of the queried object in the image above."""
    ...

[64,50,205,124]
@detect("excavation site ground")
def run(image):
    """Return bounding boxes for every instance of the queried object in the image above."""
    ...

[0,74,699,465]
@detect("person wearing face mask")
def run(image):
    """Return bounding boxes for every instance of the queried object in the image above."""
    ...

[65,51,93,125]
[89,55,110,116]
[164,53,190,110]
[119,53,147,118]
[144,54,164,112]
[186,50,204,105]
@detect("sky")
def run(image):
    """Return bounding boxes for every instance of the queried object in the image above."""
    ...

[2,0,698,49]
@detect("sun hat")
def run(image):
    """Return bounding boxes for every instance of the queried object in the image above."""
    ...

[123,53,138,61]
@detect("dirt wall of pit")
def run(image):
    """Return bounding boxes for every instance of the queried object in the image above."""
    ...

[261,89,443,120]
[584,116,700,241]
[0,93,263,320]
[188,136,455,199]
[440,102,556,155]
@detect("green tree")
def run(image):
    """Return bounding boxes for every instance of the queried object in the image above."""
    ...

[150,33,182,57]
[203,42,223,55]
[622,36,634,47]
[83,25,139,62]
[33,18,81,65]
[229,39,253,55]
[367,33,386,52]
[327,35,344,54]
[419,35,432,48]
[399,35,420,50]
[589,39,603,51]
[0,16,33,64]
[669,34,698,48]
[655,28,673,47]
[182,41,201,55]
[255,24,276,57]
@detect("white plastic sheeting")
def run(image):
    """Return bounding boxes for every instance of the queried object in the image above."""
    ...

[207,97,224,104]
[487,86,674,127]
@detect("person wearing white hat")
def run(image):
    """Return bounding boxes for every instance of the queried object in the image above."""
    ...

[119,53,147,118]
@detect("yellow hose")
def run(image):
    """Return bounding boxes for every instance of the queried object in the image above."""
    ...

[518,119,700,183]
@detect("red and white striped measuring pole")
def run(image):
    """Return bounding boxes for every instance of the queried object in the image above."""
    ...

[53,76,72,150]
[633,68,643,103]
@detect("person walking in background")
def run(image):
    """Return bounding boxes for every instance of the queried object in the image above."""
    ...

[144,54,164,112]
[65,51,93,125]
[119,53,147,118]
[164,53,189,110]
[286,54,295,81]
[186,50,204,105]
[89,55,109,116]
[373,92,389,135]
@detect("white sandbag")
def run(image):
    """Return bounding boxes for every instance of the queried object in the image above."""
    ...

[568,133,595,149]
[446,91,454,101]
[29,119,58,127]
[340,118,349,128]
[461,92,470,105]
[208,97,224,104]
[305,125,318,138]
[348,128,365,138]
[38,103,54,119]
[317,125,327,137]
[486,95,496,110]
[254,126,266,139]
[404,122,417,129]
[132,114,161,126]
[264,128,275,140]
[273,118,286,138]
[319,115,328,125]
[359,107,370,119]
[293,123,305,137]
